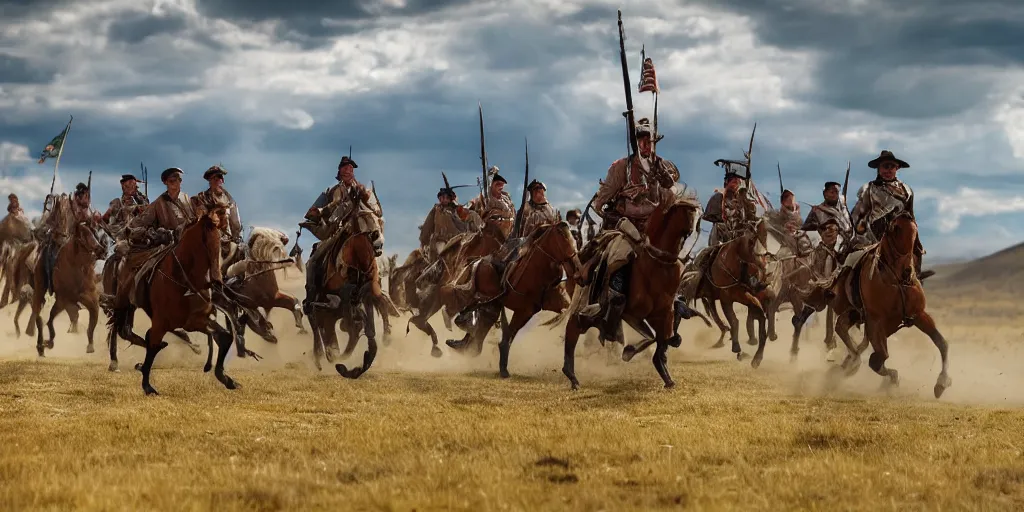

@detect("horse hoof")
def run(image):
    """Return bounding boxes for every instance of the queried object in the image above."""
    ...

[499,369,510,379]
[86,345,95,354]
[444,339,464,350]
[746,339,757,346]
[888,371,900,387]
[430,346,443,358]
[621,347,637,362]
[664,380,676,389]
[46,340,54,349]
[667,334,682,348]
[108,361,119,372]
[143,386,159,396]
[825,348,838,363]
[751,357,763,369]
[134,363,144,372]
[570,383,579,391]
[710,341,725,349]
[189,345,202,356]
[224,379,238,390]
[769,332,778,342]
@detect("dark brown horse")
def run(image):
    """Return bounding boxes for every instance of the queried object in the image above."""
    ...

[444,222,581,377]
[388,249,426,313]
[103,209,244,395]
[687,218,772,368]
[549,190,700,389]
[29,221,106,356]
[306,223,400,377]
[406,223,505,357]
[809,212,951,398]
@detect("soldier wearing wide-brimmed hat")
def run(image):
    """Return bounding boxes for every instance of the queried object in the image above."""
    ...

[127,167,196,245]
[702,162,757,247]
[791,149,933,327]
[6,193,24,217]
[565,208,583,248]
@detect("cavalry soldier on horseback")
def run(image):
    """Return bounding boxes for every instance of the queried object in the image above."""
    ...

[192,165,244,268]
[419,184,481,262]
[7,193,25,217]
[467,169,515,239]
[792,150,933,325]
[579,117,680,342]
[102,174,149,239]
[39,183,102,294]
[126,168,197,247]
[300,155,383,314]
[519,180,561,239]
[702,165,757,246]
[800,181,851,235]
[766,189,812,256]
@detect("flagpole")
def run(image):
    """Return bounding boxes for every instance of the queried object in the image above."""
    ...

[43,115,73,215]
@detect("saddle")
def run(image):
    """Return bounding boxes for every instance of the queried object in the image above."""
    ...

[127,243,177,312]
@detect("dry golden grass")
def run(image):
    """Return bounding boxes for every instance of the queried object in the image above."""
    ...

[1,271,1023,511]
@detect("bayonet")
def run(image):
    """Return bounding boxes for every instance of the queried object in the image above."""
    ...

[744,122,757,184]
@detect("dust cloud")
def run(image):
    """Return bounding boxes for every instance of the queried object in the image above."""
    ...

[1,270,1021,407]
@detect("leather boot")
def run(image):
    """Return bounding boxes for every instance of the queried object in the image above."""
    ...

[603,289,627,343]
[301,258,322,315]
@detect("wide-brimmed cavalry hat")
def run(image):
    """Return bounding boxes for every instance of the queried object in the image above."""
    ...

[437,187,456,199]
[565,208,582,220]
[120,174,142,184]
[823,181,841,190]
[203,165,227,180]
[634,117,664,142]
[338,156,358,169]
[74,182,89,196]
[867,150,909,169]
[161,167,184,182]
[527,179,546,192]
[781,189,794,200]
[491,174,507,185]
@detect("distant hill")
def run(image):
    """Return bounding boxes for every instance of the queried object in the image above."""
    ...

[927,241,1024,294]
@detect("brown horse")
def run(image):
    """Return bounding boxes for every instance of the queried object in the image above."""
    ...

[686,217,771,367]
[444,222,581,377]
[306,226,399,377]
[225,227,306,340]
[550,190,699,389]
[388,249,428,313]
[812,212,951,398]
[29,221,106,356]
[103,209,244,395]
[406,223,505,357]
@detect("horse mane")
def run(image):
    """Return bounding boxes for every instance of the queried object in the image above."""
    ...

[247,227,288,262]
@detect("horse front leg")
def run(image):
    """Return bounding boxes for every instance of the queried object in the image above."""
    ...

[864,319,899,389]
[497,307,534,379]
[336,294,379,379]
[745,306,757,346]
[410,294,443,358]
[82,293,100,354]
[138,327,169,396]
[720,298,744,360]
[702,298,728,349]
[561,316,584,390]
[649,306,678,389]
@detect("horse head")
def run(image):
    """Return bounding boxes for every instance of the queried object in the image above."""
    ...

[533,221,580,266]
[883,211,917,259]
[645,185,701,254]
[74,221,106,260]
[178,208,226,285]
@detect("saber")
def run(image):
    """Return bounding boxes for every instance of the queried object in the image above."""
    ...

[777,162,784,198]
[478,102,489,204]
[512,138,530,238]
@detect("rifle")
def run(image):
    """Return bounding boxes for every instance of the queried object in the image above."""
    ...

[840,160,856,249]
[370,180,383,218]
[617,11,639,161]
[140,161,148,199]
[512,138,530,238]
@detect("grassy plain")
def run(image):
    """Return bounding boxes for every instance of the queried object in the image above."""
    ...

[1,271,1023,511]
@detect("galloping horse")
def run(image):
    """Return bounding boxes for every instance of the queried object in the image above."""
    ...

[225,227,306,340]
[550,188,700,390]
[29,220,106,356]
[812,211,952,398]
[406,223,505,357]
[388,249,428,313]
[687,217,771,367]
[306,206,400,376]
[445,221,581,378]
[103,208,244,395]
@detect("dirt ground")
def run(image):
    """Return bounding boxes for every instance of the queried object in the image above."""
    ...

[1,270,1022,511]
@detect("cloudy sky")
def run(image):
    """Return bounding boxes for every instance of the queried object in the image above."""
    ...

[2,0,1023,261]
